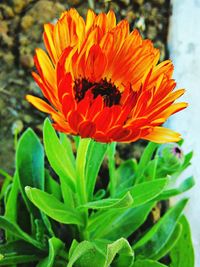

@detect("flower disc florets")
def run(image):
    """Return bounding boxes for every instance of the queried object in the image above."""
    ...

[27,8,187,143]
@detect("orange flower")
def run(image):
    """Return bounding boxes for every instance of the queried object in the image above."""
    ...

[26,9,187,143]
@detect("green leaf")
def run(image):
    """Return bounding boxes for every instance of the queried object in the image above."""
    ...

[0,240,44,255]
[67,241,105,267]
[88,193,135,238]
[16,129,54,238]
[115,159,137,193]
[43,119,76,192]
[59,133,75,167]
[4,173,19,241]
[102,202,154,240]
[89,202,154,240]
[93,179,167,241]
[4,173,18,221]
[37,237,66,267]
[0,216,44,249]
[79,192,133,210]
[133,198,188,259]
[76,138,91,205]
[157,176,195,200]
[127,178,168,207]
[152,223,182,260]
[16,128,44,216]
[0,254,40,265]
[0,240,44,265]
[135,142,158,183]
[181,151,193,170]
[105,238,134,267]
[142,156,159,181]
[68,239,79,259]
[67,238,134,267]
[93,189,106,200]
[25,187,83,226]
[45,170,62,201]
[0,169,12,200]
[170,215,194,267]
[134,259,167,267]
[85,140,107,201]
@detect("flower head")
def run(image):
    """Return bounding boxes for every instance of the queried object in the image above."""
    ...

[27,9,187,143]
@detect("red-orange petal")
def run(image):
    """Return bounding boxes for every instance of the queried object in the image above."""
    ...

[68,110,84,132]
[78,120,96,138]
[58,73,73,102]
[62,94,76,117]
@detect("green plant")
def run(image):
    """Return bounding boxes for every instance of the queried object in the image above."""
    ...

[0,118,195,266]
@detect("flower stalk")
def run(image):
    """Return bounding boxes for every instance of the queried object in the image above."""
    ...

[108,142,117,196]
[76,138,91,239]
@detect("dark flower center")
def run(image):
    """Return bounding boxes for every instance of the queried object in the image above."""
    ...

[74,78,121,107]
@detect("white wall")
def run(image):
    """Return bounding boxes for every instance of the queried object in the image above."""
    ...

[168,0,200,266]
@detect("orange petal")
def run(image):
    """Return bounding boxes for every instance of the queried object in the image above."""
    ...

[86,9,96,33]
[43,23,58,64]
[143,126,181,143]
[35,48,56,89]
[95,13,107,33]
[26,95,56,114]
[157,102,188,119]
[106,10,116,30]
[85,44,107,81]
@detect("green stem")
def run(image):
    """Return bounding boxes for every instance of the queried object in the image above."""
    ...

[88,0,95,9]
[76,138,91,239]
[135,142,158,183]
[76,138,91,205]
[108,142,117,197]
[0,169,13,181]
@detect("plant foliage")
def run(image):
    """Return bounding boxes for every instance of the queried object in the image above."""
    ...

[0,119,195,266]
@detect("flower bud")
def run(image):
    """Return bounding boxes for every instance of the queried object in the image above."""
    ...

[157,143,184,175]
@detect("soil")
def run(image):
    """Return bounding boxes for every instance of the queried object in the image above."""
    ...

[0,0,171,172]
